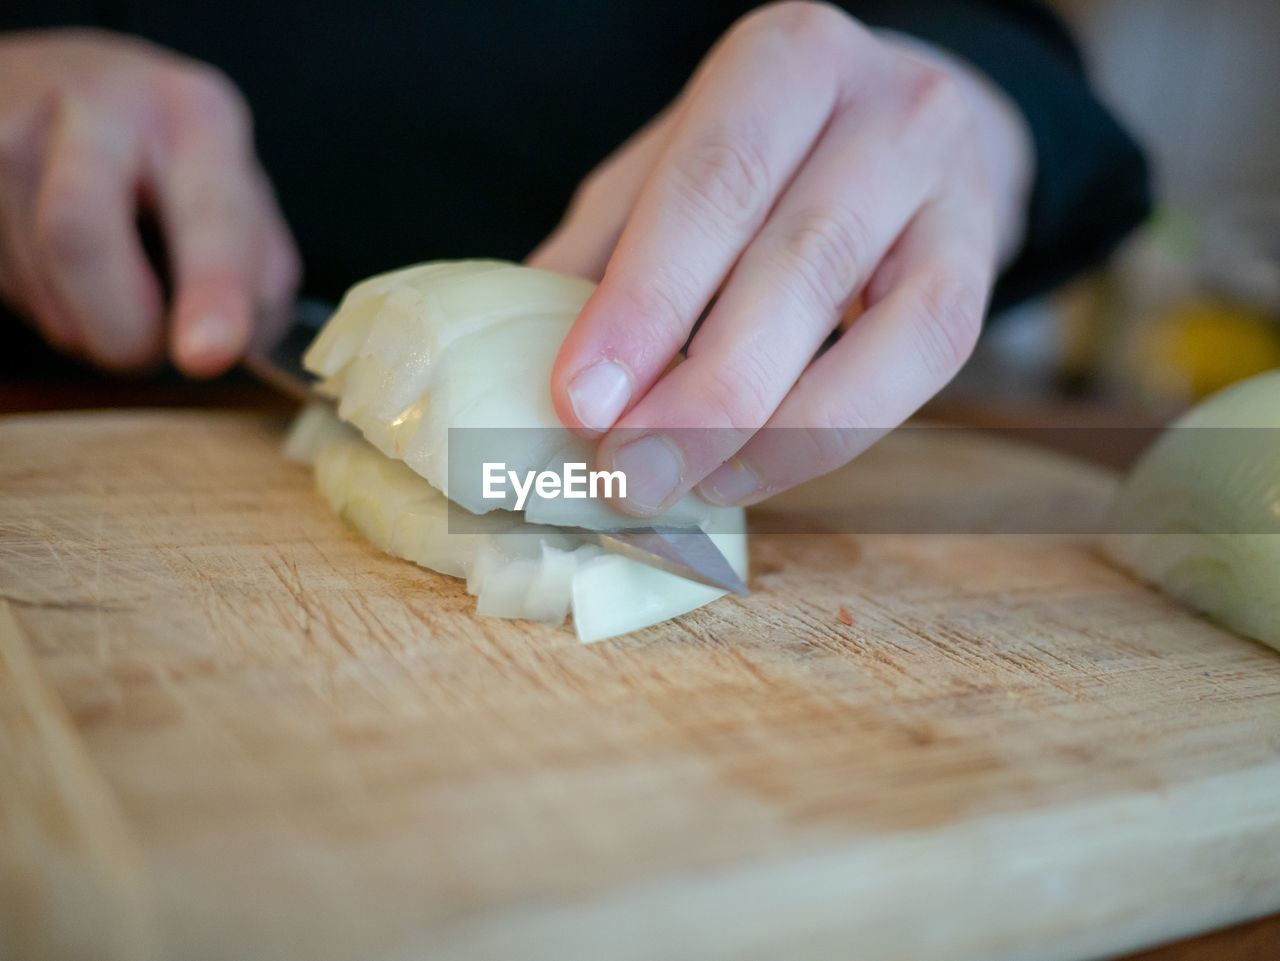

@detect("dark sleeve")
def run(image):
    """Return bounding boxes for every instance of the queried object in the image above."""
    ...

[0,2,108,30]
[848,0,1151,312]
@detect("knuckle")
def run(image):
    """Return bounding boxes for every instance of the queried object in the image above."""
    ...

[668,129,771,229]
[909,268,984,380]
[166,62,252,141]
[798,424,871,474]
[901,63,970,137]
[777,204,873,314]
[742,1,858,47]
[698,352,779,429]
[801,383,878,431]
[620,259,704,335]
[172,180,253,237]
[730,2,858,91]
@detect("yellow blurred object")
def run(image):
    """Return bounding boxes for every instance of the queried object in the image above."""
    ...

[1137,296,1280,404]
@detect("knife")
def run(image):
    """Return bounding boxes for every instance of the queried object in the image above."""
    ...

[245,300,749,595]
[242,297,334,404]
[571,526,747,594]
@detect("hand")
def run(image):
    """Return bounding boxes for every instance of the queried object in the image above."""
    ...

[0,29,299,375]
[530,1,1033,514]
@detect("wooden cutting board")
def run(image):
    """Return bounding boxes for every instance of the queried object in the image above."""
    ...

[2,410,1279,961]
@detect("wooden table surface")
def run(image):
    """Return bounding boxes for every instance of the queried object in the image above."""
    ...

[2,329,1278,961]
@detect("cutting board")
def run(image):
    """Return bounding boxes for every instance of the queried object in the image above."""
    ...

[3,410,1279,961]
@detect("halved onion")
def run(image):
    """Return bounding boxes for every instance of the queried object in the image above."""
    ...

[1104,370,1280,649]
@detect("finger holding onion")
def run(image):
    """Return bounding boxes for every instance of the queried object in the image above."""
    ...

[530,1,1033,517]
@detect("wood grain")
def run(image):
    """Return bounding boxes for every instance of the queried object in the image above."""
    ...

[0,602,156,961]
[1125,914,1280,961]
[2,410,1279,961]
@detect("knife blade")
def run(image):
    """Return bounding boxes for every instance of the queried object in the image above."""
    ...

[242,297,334,403]
[246,300,748,594]
[570,526,748,594]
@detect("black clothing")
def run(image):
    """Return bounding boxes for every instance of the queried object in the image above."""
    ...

[3,1,1149,314]
[854,0,1150,309]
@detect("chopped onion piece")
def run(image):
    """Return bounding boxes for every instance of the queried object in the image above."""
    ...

[292,260,750,640]
[282,403,358,464]
[302,415,746,643]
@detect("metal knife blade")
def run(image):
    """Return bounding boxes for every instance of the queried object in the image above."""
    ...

[571,526,748,595]
[246,300,748,594]
[242,297,335,403]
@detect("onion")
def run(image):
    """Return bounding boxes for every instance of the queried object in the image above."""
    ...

[302,260,707,528]
[1104,370,1280,649]
[281,401,358,463]
[288,259,748,642]
[291,409,747,642]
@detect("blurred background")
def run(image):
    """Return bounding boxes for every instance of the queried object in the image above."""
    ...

[4,0,1277,431]
[950,0,1280,421]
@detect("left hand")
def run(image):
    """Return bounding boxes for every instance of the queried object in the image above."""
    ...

[529,1,1032,515]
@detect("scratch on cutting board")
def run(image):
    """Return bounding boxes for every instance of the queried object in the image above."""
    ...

[0,513,75,600]
[0,601,158,961]
[0,595,132,614]
[145,653,385,880]
[94,510,108,666]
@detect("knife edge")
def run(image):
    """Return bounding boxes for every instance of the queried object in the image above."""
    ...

[571,526,748,595]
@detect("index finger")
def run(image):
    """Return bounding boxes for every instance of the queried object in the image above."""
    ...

[149,73,259,377]
[549,6,863,434]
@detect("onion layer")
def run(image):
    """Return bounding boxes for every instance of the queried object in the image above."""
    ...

[290,408,747,643]
[302,260,708,529]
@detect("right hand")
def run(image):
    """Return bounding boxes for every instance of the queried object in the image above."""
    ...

[531,3,1032,516]
[0,29,299,375]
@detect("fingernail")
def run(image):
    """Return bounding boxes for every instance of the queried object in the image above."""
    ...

[183,314,239,361]
[568,360,632,432]
[698,458,759,506]
[611,434,682,513]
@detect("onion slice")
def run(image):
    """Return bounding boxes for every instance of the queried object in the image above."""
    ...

[290,408,747,642]
[286,258,748,642]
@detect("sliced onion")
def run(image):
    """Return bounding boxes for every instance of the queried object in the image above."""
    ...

[303,259,707,529]
[290,410,747,643]
[290,259,751,640]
